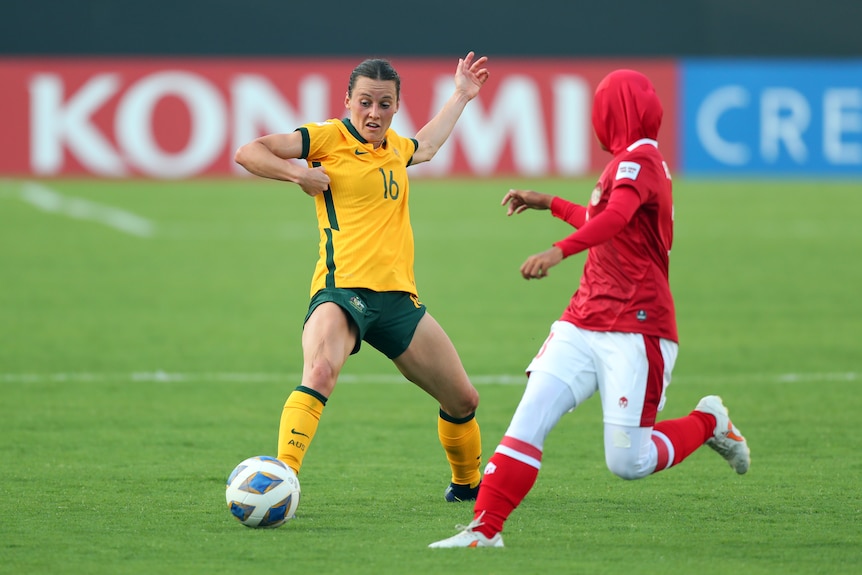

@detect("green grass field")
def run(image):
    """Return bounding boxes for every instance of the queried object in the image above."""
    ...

[1,176,860,574]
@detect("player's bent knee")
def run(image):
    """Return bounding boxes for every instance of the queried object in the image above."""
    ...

[607,464,646,481]
[605,451,652,481]
[603,425,655,480]
[441,392,479,420]
[304,360,339,388]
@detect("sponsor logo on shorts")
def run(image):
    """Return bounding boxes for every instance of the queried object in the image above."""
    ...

[349,295,366,313]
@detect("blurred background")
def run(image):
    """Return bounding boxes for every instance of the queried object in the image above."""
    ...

[2,0,861,179]
[3,0,861,57]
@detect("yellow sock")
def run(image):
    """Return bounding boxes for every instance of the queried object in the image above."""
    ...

[277,386,326,475]
[438,410,482,487]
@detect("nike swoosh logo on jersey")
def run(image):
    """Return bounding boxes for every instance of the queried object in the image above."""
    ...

[354,149,369,155]
[291,428,310,437]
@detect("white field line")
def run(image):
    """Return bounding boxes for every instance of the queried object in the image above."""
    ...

[0,371,858,385]
[17,182,156,238]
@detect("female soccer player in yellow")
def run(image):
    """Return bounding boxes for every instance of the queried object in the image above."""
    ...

[234,52,490,503]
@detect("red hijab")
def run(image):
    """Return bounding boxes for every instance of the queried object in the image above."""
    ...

[591,69,663,156]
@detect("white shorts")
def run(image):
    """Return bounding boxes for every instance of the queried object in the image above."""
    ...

[525,321,678,427]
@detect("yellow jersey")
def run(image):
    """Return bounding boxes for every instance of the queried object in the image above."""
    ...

[297,118,419,297]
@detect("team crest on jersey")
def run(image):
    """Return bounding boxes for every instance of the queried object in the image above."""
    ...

[349,296,366,314]
[615,161,642,181]
[590,184,602,205]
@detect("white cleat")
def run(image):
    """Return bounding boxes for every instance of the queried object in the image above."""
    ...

[428,512,504,548]
[695,395,751,474]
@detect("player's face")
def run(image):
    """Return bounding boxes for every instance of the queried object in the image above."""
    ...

[345,77,399,147]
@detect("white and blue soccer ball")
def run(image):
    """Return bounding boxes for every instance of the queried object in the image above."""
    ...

[225,455,301,528]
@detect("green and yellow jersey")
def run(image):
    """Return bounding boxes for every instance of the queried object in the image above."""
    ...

[296,118,419,298]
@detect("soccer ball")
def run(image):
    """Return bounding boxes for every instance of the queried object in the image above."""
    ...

[225,455,301,528]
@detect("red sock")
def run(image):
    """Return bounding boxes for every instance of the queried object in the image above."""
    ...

[652,410,714,471]
[472,436,541,537]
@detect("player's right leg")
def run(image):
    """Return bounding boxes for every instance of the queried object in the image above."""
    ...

[430,320,596,548]
[277,301,357,475]
[429,371,581,548]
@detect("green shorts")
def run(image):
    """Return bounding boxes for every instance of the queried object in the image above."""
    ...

[305,288,427,359]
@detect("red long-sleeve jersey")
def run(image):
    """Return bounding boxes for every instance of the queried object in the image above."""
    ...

[552,70,677,342]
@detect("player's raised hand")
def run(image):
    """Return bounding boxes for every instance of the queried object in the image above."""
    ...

[455,52,489,100]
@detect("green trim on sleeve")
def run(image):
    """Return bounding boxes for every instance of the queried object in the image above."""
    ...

[296,127,310,159]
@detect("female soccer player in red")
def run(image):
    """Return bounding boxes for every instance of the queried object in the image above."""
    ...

[430,69,750,548]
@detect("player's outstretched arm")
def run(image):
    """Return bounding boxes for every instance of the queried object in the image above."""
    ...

[501,189,553,216]
[412,52,489,165]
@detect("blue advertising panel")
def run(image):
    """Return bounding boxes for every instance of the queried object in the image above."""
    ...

[681,59,862,176]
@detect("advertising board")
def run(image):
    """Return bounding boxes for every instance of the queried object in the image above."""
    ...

[0,58,678,179]
[681,59,862,176]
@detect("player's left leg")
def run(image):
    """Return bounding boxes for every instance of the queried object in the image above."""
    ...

[598,400,750,478]
[597,332,680,478]
[391,312,482,499]
[690,395,750,474]
[599,333,739,477]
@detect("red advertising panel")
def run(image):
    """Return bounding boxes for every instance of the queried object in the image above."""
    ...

[0,58,677,178]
